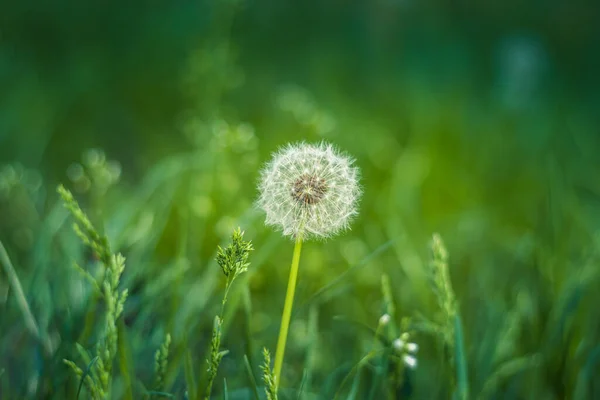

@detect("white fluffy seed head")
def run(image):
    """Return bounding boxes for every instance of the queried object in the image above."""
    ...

[257,141,361,240]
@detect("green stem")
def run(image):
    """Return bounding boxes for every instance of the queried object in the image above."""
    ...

[0,240,53,356]
[273,235,303,389]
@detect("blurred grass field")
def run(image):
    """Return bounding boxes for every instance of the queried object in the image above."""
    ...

[1,0,600,399]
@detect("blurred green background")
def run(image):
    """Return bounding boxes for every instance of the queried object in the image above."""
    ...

[1,0,600,398]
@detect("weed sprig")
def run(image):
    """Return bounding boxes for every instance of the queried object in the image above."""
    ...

[58,185,129,399]
[204,228,253,400]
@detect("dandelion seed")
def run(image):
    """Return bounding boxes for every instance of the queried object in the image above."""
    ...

[257,141,361,240]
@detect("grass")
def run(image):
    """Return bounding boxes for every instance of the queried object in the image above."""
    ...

[1,1,600,399]
[2,148,598,398]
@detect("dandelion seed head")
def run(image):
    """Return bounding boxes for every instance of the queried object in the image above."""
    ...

[257,142,361,240]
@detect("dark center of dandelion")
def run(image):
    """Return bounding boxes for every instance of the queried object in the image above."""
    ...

[291,173,328,206]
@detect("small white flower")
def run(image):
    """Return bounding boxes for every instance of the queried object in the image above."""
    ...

[403,354,418,369]
[392,338,405,351]
[257,142,361,240]
[379,314,391,326]
[406,342,419,354]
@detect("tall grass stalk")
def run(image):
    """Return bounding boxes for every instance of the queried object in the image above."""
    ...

[58,184,129,399]
[429,233,469,399]
[204,228,253,400]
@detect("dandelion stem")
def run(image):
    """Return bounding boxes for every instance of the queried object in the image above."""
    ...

[273,234,303,389]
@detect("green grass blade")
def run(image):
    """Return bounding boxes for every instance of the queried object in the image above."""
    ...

[243,354,261,400]
[573,345,600,400]
[346,368,361,400]
[301,305,318,400]
[297,369,308,400]
[242,285,256,367]
[332,315,388,346]
[147,391,174,398]
[184,350,198,400]
[300,240,394,311]
[478,354,541,399]
[77,356,99,400]
[453,314,469,400]
[334,350,384,400]
[0,239,52,355]
[117,320,134,400]
[366,359,388,400]
[75,343,93,369]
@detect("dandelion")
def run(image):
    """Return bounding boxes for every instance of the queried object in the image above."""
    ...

[257,141,360,240]
[256,141,361,390]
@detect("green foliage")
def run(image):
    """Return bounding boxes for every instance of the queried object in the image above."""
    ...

[1,2,599,399]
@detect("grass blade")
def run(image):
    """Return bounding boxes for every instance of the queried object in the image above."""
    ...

[573,345,600,400]
[0,240,52,355]
[300,240,394,311]
[243,354,261,400]
[297,369,308,400]
[478,354,541,399]
[147,391,174,398]
[453,314,469,400]
[117,320,134,400]
[333,350,385,400]
[184,350,198,400]
[77,356,99,400]
[75,343,93,368]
